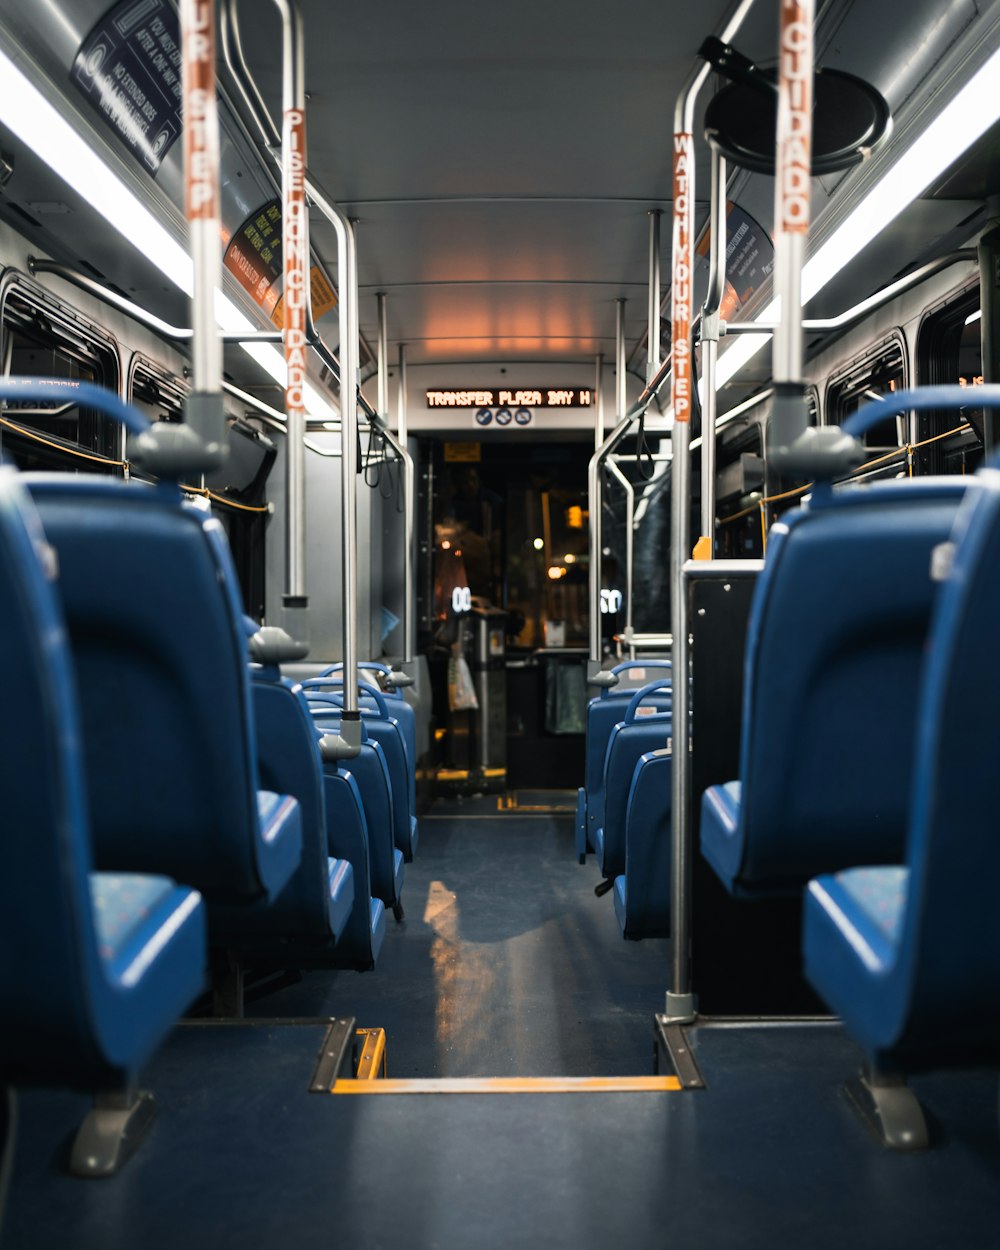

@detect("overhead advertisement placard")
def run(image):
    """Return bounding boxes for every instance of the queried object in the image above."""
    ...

[223,198,338,327]
[71,0,183,175]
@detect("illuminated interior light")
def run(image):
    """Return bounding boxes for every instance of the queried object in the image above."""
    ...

[547,566,567,580]
[564,553,576,564]
[966,309,983,326]
[715,41,1000,390]
[441,540,451,550]
[0,46,337,420]
[533,538,545,550]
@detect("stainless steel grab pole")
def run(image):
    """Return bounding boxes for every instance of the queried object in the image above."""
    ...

[246,0,359,749]
[397,344,415,668]
[376,296,415,669]
[220,0,380,427]
[769,0,815,459]
[698,145,728,555]
[607,460,635,658]
[274,0,308,609]
[588,414,634,680]
[377,293,389,422]
[594,354,604,450]
[615,299,627,421]
[648,210,662,385]
[667,0,758,1022]
[179,0,225,467]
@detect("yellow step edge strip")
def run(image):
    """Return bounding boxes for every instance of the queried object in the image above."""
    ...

[329,1075,682,1095]
[355,1028,387,1080]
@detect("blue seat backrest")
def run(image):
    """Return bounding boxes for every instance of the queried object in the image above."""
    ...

[598,681,672,878]
[322,766,386,969]
[736,479,966,883]
[304,680,415,858]
[319,662,418,788]
[248,672,334,939]
[618,749,672,940]
[25,475,265,900]
[0,471,133,1078]
[308,703,399,905]
[889,474,1000,1059]
[585,669,671,846]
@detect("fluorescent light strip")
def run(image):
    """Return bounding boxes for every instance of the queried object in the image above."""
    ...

[0,51,193,290]
[714,41,1000,390]
[0,45,337,420]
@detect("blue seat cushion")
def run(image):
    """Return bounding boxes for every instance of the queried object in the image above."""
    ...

[88,871,206,1074]
[613,876,628,933]
[369,896,387,965]
[256,790,303,899]
[700,781,743,889]
[803,866,910,1060]
[327,857,355,943]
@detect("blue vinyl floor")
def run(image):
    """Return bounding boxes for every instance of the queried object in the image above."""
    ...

[4,812,999,1249]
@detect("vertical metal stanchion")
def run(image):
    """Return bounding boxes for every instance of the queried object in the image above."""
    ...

[648,210,662,386]
[595,353,605,450]
[616,299,627,421]
[277,0,308,610]
[698,146,728,557]
[398,344,415,670]
[607,460,634,656]
[769,0,815,461]
[615,298,629,649]
[666,0,757,1023]
[179,0,225,470]
[377,292,389,421]
[589,352,607,680]
[375,315,415,677]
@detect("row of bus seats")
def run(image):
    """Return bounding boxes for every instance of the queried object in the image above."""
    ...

[0,379,420,1180]
[577,660,673,939]
[699,463,1000,1146]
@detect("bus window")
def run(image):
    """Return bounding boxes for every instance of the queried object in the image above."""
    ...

[826,336,907,457]
[128,354,273,621]
[916,284,984,475]
[0,278,121,470]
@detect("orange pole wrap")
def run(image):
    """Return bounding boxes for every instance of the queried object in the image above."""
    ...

[181,0,220,223]
[777,0,813,237]
[670,131,694,424]
[283,107,308,420]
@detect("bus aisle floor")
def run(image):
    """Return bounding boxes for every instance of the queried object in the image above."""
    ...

[247,808,669,1079]
[6,1019,1000,1250]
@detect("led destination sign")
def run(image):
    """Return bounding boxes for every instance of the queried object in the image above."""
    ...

[426,388,593,408]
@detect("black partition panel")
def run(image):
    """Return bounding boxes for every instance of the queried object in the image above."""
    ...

[687,563,824,1015]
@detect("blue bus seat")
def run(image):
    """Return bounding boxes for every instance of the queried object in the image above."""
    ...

[24,474,303,906]
[594,680,672,882]
[804,472,1000,1074]
[305,704,405,914]
[613,749,672,940]
[700,479,967,898]
[208,665,356,957]
[320,661,418,805]
[579,661,672,863]
[323,770,388,968]
[0,468,206,1172]
[304,679,419,861]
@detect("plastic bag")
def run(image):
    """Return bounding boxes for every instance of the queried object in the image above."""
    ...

[448,654,479,711]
